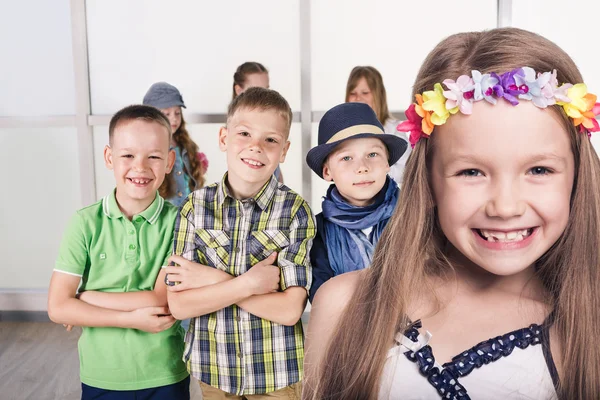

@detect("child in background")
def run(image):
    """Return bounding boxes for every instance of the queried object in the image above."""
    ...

[232,61,284,183]
[305,27,600,399]
[305,102,406,302]
[144,82,207,206]
[165,87,315,399]
[232,61,270,99]
[48,105,189,399]
[346,66,410,184]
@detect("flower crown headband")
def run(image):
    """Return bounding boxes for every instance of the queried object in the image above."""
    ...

[397,67,600,148]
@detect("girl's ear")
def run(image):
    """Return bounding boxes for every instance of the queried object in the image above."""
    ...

[104,145,114,170]
[234,84,244,96]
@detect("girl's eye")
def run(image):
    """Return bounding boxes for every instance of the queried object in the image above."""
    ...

[458,169,482,177]
[149,156,162,160]
[530,166,551,175]
[341,156,351,162]
[368,152,378,158]
[239,131,250,137]
[122,154,133,158]
[266,138,278,143]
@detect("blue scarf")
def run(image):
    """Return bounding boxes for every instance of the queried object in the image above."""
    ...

[322,177,399,275]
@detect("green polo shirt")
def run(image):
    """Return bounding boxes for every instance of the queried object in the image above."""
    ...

[54,190,188,390]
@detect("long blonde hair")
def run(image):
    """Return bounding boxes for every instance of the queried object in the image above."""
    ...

[308,27,600,400]
[345,66,393,124]
[158,115,205,198]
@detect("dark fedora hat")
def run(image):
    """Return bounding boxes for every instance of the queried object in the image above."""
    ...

[306,102,407,178]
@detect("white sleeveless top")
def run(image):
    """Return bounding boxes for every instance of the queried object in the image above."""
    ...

[379,321,558,399]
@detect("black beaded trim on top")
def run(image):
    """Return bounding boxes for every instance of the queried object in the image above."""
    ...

[402,320,543,399]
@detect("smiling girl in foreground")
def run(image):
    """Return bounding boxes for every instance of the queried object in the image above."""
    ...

[303,27,600,399]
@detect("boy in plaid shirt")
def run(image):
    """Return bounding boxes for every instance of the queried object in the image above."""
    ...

[165,87,315,399]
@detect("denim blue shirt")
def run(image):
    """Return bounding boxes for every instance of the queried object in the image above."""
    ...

[168,146,195,207]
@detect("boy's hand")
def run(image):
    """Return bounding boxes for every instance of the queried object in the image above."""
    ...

[164,256,218,291]
[242,252,281,296]
[129,306,177,333]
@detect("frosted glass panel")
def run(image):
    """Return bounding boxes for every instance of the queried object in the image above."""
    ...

[0,128,81,288]
[310,122,331,214]
[512,0,600,92]
[92,126,113,200]
[86,0,301,115]
[0,0,76,116]
[311,0,497,113]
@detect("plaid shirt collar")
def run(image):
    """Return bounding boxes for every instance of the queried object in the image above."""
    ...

[102,189,164,224]
[216,172,279,211]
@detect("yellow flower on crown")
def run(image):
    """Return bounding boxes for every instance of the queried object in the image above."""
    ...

[422,83,452,126]
[559,83,599,130]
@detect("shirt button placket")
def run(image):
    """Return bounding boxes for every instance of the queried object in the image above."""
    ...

[238,200,253,393]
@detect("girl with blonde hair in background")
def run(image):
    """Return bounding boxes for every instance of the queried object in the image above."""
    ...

[304,27,600,399]
[346,66,410,184]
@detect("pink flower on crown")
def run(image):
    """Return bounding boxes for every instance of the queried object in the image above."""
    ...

[537,70,571,106]
[549,70,572,104]
[398,93,434,148]
[443,75,475,115]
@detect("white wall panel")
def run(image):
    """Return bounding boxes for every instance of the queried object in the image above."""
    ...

[86,0,301,115]
[311,0,497,113]
[0,0,76,116]
[0,128,81,288]
[512,0,600,94]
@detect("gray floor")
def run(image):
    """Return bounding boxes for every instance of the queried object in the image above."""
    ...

[0,322,202,400]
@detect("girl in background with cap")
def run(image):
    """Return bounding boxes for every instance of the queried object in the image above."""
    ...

[143,82,207,207]
[305,102,407,303]
[346,66,410,184]
[231,61,284,183]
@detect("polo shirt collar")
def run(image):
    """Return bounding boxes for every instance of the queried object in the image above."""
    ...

[102,190,164,224]
[217,173,278,211]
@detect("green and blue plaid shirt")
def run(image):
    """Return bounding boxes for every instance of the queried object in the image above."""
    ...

[173,173,315,395]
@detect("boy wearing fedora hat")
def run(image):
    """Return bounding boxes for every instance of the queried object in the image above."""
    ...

[306,102,407,302]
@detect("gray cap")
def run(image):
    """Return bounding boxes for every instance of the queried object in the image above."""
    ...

[143,82,186,109]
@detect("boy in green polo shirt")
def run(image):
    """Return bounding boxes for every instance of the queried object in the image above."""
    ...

[48,105,190,399]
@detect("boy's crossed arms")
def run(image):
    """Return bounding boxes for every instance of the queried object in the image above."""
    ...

[164,252,307,326]
[48,268,176,333]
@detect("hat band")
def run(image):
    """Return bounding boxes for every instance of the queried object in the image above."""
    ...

[325,124,384,144]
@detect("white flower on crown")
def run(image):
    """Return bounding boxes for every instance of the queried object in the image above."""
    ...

[543,70,572,104]
[472,70,498,105]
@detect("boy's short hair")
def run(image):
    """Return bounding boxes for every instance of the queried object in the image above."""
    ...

[109,104,172,145]
[227,87,293,134]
